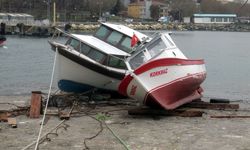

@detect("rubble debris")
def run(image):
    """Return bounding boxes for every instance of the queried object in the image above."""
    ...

[40,116,50,125]
[0,112,8,122]
[29,91,42,118]
[59,112,70,120]
[8,117,17,128]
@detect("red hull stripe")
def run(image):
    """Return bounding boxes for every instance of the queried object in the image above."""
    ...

[144,72,206,109]
[134,58,204,75]
[146,71,206,97]
[118,58,204,96]
[118,75,133,96]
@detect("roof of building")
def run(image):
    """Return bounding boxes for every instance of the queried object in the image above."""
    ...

[128,2,144,6]
[0,13,33,17]
[193,13,237,17]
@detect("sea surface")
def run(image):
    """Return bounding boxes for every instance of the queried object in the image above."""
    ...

[0,31,250,101]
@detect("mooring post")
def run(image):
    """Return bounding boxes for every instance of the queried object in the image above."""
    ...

[29,91,42,118]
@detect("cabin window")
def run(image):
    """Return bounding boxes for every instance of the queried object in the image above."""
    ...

[147,38,166,57]
[107,31,123,45]
[80,42,91,54]
[87,48,106,64]
[95,26,111,39]
[129,51,147,69]
[120,36,132,53]
[107,56,127,69]
[66,38,80,50]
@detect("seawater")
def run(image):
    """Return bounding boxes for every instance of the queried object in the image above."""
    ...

[0,31,249,101]
[0,36,54,95]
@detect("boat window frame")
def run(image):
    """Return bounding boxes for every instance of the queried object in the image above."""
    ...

[65,37,81,51]
[86,47,107,64]
[127,34,174,70]
[94,24,133,54]
[94,25,112,40]
[106,55,127,70]
[64,35,108,65]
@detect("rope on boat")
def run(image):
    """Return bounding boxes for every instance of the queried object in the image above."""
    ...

[34,47,58,150]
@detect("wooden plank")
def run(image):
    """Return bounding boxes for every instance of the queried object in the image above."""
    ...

[128,107,204,117]
[59,112,70,120]
[183,101,239,110]
[210,98,230,103]
[0,112,8,122]
[29,91,42,118]
[211,115,250,118]
[8,117,17,128]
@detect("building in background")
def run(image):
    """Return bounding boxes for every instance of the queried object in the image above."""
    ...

[128,0,169,19]
[128,1,145,19]
[193,13,237,24]
[0,13,34,25]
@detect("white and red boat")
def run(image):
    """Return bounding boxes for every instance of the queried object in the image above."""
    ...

[118,33,206,109]
[49,23,148,93]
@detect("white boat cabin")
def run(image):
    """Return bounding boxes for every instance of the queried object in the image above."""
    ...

[60,23,148,70]
[127,33,187,70]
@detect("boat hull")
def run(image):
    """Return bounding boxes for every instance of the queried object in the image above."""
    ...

[0,40,6,46]
[54,46,125,93]
[119,58,206,109]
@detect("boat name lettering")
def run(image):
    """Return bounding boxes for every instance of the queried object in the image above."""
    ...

[150,68,168,77]
[130,85,137,96]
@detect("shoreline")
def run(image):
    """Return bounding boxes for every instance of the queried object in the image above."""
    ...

[2,22,250,36]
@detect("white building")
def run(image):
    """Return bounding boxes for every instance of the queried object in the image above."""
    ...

[193,13,237,24]
[0,13,34,25]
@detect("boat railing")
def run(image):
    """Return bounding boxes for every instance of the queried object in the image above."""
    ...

[50,27,86,47]
[49,27,86,54]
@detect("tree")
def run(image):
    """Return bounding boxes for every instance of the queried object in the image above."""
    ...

[88,0,117,17]
[169,0,197,17]
[150,5,160,20]
[110,0,125,15]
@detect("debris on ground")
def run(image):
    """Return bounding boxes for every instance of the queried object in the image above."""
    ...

[1,91,250,150]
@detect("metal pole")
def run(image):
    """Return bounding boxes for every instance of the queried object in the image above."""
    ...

[47,0,51,23]
[53,2,56,26]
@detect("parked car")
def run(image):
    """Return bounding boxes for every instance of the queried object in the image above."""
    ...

[158,16,168,23]
[125,18,133,23]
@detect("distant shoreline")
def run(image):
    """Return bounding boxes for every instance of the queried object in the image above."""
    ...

[68,22,250,32]
[1,22,250,36]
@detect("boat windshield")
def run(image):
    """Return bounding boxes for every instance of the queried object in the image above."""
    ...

[147,38,166,58]
[94,25,132,53]
[129,51,148,70]
[128,37,167,70]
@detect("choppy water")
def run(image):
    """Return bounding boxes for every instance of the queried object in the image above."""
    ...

[0,31,250,101]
